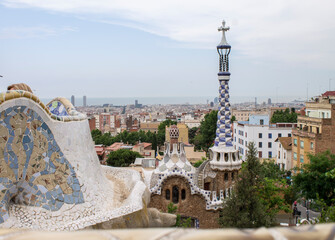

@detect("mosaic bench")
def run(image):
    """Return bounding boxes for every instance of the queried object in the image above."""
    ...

[0,91,154,230]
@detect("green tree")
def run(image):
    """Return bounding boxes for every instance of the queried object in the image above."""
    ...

[188,127,199,145]
[219,142,290,228]
[199,110,217,150]
[91,129,159,154]
[192,110,217,151]
[260,161,285,180]
[258,178,291,222]
[219,142,271,228]
[192,134,204,151]
[231,115,236,123]
[193,160,204,168]
[91,129,102,141]
[314,197,335,223]
[106,149,142,167]
[294,151,335,205]
[167,202,178,214]
[146,131,158,152]
[271,108,298,123]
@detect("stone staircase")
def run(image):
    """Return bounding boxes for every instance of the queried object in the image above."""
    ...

[196,160,210,189]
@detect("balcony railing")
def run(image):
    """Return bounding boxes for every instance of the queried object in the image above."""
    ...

[292,128,317,138]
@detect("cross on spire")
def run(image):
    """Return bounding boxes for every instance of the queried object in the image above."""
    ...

[217,20,230,49]
[218,20,230,33]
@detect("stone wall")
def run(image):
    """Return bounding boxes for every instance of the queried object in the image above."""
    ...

[149,176,220,229]
[203,170,237,193]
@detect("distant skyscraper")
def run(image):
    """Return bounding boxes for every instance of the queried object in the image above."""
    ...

[71,95,75,106]
[83,96,87,107]
[134,100,142,108]
[268,98,272,105]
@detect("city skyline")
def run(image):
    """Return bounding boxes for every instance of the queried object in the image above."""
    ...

[1,0,335,100]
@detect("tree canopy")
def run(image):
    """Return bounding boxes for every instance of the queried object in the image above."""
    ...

[188,127,199,145]
[106,149,142,167]
[271,108,298,123]
[91,128,159,150]
[294,151,335,205]
[219,142,291,228]
[219,142,270,228]
[190,110,217,151]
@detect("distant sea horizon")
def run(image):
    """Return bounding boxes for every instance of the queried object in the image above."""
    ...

[40,95,307,107]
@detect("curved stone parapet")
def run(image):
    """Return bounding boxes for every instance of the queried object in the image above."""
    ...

[0,95,151,230]
[46,97,86,120]
[0,91,86,122]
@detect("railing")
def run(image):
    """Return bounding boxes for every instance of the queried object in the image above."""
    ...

[292,129,317,138]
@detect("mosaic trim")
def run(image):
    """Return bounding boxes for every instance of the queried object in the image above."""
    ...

[0,91,86,122]
[150,167,230,211]
[0,106,84,224]
[215,79,232,147]
[47,101,68,117]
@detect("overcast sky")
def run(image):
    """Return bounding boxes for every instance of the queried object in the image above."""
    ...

[1,0,334,103]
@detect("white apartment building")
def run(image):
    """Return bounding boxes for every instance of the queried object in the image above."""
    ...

[233,115,296,161]
[275,137,292,171]
[184,119,201,128]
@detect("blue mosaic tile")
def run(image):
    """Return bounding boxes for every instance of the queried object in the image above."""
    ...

[47,101,69,117]
[0,106,84,223]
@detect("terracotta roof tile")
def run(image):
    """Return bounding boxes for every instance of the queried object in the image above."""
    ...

[278,137,292,150]
[322,91,335,97]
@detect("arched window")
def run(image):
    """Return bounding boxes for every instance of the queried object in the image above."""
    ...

[224,153,228,162]
[216,153,220,161]
[232,153,236,161]
[181,189,186,200]
[172,186,179,204]
[224,173,228,181]
[165,189,170,200]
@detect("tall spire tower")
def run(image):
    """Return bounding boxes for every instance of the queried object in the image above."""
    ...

[209,20,242,170]
[215,20,232,147]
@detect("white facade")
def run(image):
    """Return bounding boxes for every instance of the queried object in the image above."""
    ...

[94,114,100,129]
[306,108,331,119]
[184,119,201,129]
[233,120,294,161]
[275,138,292,171]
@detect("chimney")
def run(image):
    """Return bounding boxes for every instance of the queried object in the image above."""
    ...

[169,125,179,151]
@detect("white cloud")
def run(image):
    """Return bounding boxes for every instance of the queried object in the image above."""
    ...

[0,26,57,39]
[0,25,78,39]
[2,0,335,69]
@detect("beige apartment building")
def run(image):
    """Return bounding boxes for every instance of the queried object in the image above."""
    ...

[140,122,160,133]
[292,92,335,169]
[165,123,189,144]
[232,109,268,122]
